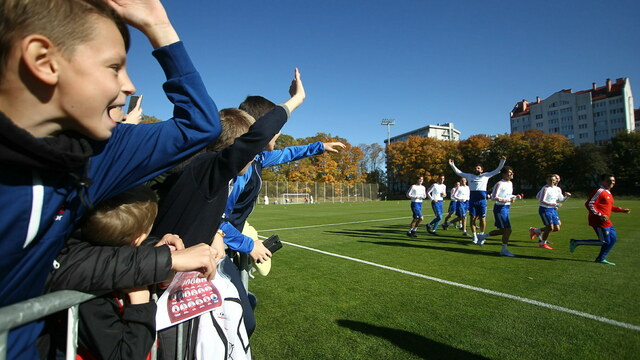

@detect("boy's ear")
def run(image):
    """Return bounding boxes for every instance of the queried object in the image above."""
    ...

[133,232,148,247]
[20,35,60,85]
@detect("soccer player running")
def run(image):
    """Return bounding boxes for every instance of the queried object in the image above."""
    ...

[570,174,631,265]
[406,176,427,237]
[426,175,447,235]
[529,174,571,249]
[449,156,507,244]
[477,166,522,256]
[442,181,460,230]
[448,177,471,236]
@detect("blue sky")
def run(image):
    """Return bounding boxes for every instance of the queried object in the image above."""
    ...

[125,0,640,147]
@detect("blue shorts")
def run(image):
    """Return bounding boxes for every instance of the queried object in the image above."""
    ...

[493,204,511,229]
[469,199,487,218]
[447,201,458,214]
[411,202,423,219]
[539,207,560,226]
[431,200,444,218]
[456,201,468,218]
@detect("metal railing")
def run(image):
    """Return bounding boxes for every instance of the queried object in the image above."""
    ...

[0,290,96,360]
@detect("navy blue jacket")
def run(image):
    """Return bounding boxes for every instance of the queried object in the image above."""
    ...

[0,42,220,360]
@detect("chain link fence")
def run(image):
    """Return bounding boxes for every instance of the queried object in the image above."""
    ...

[259,181,381,204]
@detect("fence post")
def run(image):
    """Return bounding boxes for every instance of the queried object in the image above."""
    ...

[65,305,80,360]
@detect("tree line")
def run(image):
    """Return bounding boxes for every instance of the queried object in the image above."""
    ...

[140,114,639,196]
[385,129,639,196]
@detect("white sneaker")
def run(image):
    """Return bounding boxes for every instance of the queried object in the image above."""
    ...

[472,233,478,244]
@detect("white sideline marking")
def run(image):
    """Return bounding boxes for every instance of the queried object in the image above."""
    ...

[256,233,640,332]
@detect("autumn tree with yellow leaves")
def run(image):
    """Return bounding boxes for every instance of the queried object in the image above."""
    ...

[261,132,365,184]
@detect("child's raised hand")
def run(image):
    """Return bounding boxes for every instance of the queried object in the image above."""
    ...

[107,0,178,48]
[122,95,143,125]
[284,68,305,112]
[323,142,346,153]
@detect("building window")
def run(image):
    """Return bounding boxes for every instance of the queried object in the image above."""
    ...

[578,114,587,121]
[536,122,543,128]
[547,110,558,116]
[535,114,543,119]
[577,105,587,111]
[579,124,588,129]
[579,133,588,139]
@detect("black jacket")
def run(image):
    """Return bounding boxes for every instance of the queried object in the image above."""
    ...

[46,236,172,293]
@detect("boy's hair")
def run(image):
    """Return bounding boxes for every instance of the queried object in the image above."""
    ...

[239,96,275,121]
[501,166,513,175]
[0,0,130,79]
[600,173,614,181]
[81,186,157,247]
[207,108,255,152]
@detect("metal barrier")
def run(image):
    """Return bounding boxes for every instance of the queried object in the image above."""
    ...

[0,290,96,360]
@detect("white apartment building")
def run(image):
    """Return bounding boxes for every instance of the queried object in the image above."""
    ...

[385,122,460,144]
[510,78,635,145]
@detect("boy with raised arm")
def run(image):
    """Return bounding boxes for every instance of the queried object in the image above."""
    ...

[0,0,220,357]
[220,95,345,263]
[149,69,306,358]
[449,156,506,244]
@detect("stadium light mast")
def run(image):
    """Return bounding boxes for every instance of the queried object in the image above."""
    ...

[381,118,395,199]
[381,118,395,147]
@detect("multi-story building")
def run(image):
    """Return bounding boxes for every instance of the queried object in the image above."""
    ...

[510,78,635,145]
[384,122,460,145]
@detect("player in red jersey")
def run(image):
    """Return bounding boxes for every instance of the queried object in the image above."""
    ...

[569,174,631,265]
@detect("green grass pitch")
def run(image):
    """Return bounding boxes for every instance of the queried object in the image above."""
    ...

[245,199,640,359]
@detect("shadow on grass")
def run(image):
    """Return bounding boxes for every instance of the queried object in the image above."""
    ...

[337,319,488,359]
[356,240,590,262]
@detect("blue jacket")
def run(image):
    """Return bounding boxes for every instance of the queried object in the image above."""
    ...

[0,42,220,360]
[220,142,325,252]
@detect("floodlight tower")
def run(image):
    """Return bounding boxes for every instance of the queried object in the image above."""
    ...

[381,118,395,147]
[381,118,395,198]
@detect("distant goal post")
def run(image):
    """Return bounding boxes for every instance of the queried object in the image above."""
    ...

[281,193,311,204]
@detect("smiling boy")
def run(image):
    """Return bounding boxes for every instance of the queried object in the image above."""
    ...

[0,0,220,358]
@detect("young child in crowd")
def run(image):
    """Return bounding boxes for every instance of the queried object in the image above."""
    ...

[48,186,165,359]
[220,95,345,264]
[0,0,221,357]
[149,69,306,359]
